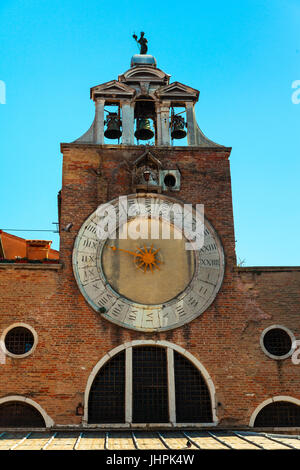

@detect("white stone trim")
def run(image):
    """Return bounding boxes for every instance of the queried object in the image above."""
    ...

[121,102,135,145]
[167,348,176,424]
[83,340,218,426]
[125,347,132,423]
[94,98,105,144]
[1,323,38,359]
[260,325,296,360]
[249,396,300,427]
[0,395,54,428]
[160,102,171,146]
[82,422,216,429]
[186,102,197,146]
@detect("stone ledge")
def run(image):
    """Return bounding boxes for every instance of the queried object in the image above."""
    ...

[0,263,63,270]
[235,266,300,273]
[60,142,232,152]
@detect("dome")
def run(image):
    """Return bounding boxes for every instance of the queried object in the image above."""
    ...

[130,54,157,67]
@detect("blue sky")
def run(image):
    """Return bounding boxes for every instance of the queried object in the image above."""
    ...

[0,0,299,265]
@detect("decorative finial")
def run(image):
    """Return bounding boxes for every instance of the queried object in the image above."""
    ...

[132,32,148,54]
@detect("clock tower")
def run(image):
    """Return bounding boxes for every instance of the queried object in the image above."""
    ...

[1,43,299,432]
[59,49,236,425]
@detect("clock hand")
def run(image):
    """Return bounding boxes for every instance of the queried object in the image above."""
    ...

[111,245,160,257]
[111,245,162,273]
[110,246,143,257]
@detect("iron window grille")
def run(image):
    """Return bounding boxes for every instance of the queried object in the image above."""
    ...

[263,328,292,357]
[88,345,213,425]
[174,351,213,423]
[88,350,125,424]
[254,401,300,427]
[0,402,45,428]
[4,327,34,355]
[132,346,169,423]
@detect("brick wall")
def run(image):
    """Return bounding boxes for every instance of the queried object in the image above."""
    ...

[0,144,299,427]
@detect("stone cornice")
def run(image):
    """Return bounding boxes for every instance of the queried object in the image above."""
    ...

[60,143,232,153]
[235,266,300,273]
[0,263,63,270]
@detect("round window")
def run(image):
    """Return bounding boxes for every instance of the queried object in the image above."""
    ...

[4,326,35,356]
[261,326,294,360]
[164,174,176,188]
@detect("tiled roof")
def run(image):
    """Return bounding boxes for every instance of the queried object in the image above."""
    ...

[0,430,299,450]
[0,231,59,260]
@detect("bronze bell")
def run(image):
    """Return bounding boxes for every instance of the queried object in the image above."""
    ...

[104,113,122,139]
[171,115,187,139]
[135,118,154,141]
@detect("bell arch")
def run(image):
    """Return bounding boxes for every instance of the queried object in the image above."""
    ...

[134,96,156,143]
[84,341,217,426]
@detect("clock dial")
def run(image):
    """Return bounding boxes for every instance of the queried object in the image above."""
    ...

[72,194,225,332]
[102,218,195,305]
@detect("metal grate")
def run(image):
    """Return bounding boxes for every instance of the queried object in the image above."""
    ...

[0,402,45,427]
[254,401,300,427]
[263,328,292,357]
[4,327,34,355]
[88,350,125,424]
[132,346,169,423]
[174,351,213,423]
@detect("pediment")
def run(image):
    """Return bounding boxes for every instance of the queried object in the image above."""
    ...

[155,81,199,102]
[90,80,135,100]
[133,150,162,169]
[119,66,170,85]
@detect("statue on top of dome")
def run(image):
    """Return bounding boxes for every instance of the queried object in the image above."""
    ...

[133,32,148,54]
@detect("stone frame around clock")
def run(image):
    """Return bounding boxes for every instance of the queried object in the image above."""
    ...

[72,193,225,332]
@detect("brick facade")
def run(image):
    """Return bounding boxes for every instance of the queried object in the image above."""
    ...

[1,142,299,429]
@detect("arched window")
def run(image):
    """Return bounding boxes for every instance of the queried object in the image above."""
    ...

[0,401,45,427]
[132,346,169,423]
[254,401,300,427]
[88,350,125,424]
[174,351,212,423]
[87,343,214,425]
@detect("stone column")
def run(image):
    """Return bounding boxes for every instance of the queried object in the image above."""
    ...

[94,98,105,144]
[155,102,162,145]
[125,347,132,423]
[167,348,176,424]
[160,102,170,146]
[121,101,135,145]
[155,101,170,146]
[186,102,197,146]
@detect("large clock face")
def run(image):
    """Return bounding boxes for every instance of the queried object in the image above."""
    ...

[72,194,225,332]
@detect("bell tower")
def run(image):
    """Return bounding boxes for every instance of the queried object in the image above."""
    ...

[58,40,236,423]
[59,43,236,281]
[1,37,300,433]
[60,42,235,264]
[73,51,223,148]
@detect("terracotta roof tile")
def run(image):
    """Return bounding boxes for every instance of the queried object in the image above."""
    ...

[0,231,59,260]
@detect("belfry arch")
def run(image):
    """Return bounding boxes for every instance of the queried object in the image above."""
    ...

[84,341,217,427]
